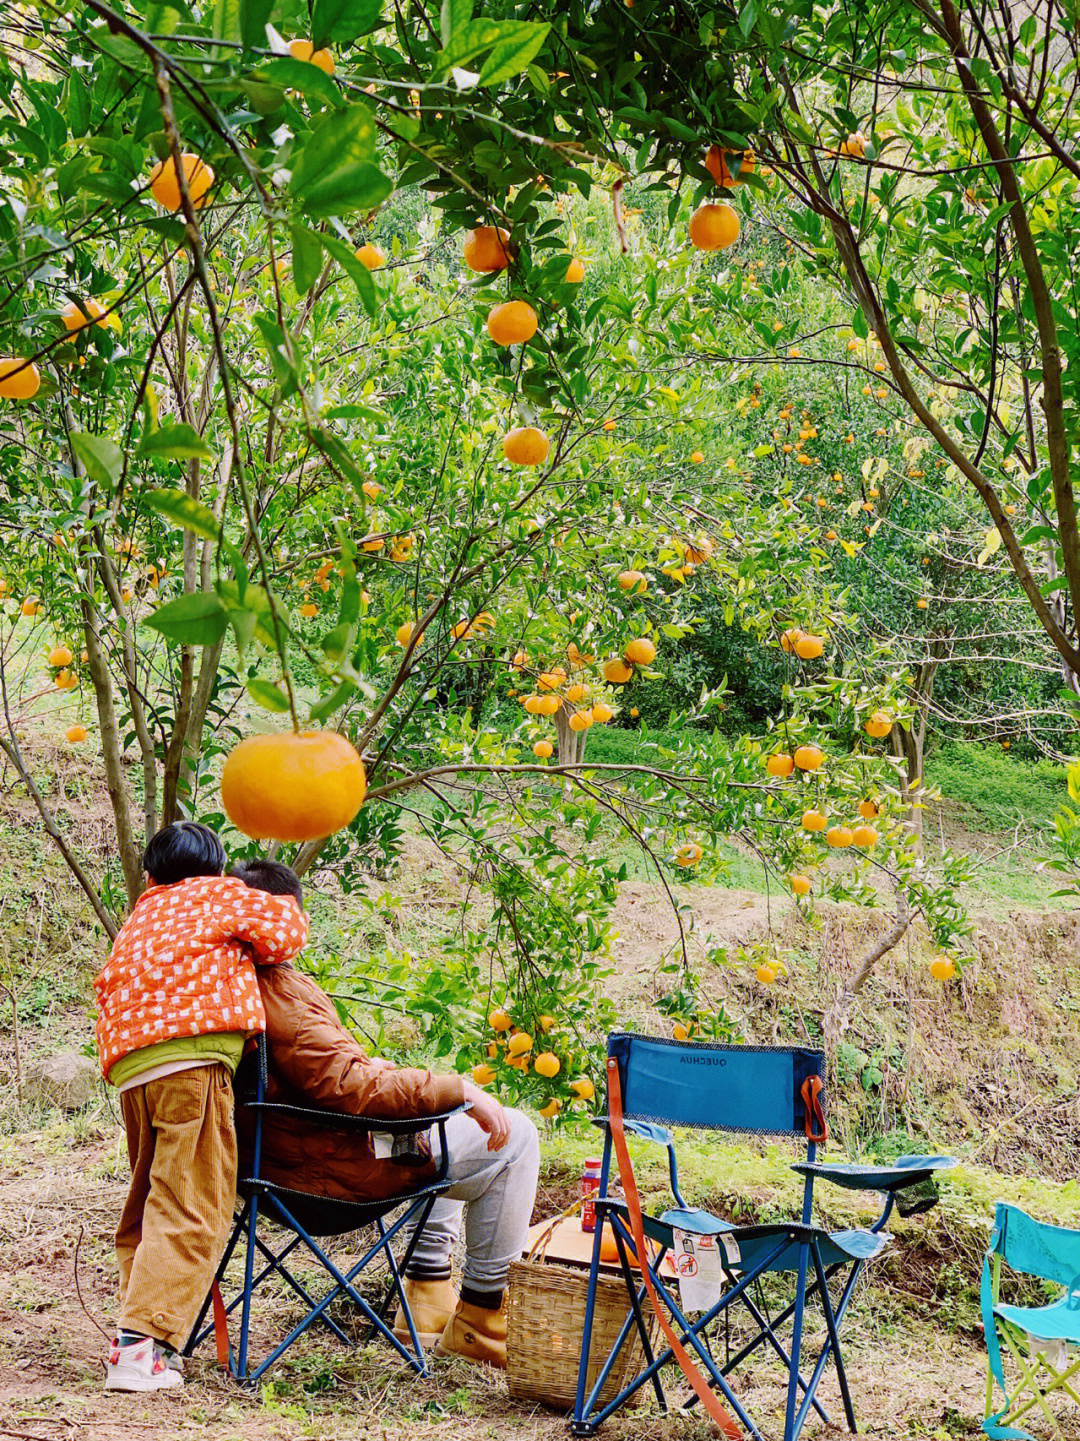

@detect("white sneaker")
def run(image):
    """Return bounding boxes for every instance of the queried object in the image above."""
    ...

[105,1336,184,1391]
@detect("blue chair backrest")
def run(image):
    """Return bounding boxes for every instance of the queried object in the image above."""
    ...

[992,1202,1080,1288]
[608,1033,826,1139]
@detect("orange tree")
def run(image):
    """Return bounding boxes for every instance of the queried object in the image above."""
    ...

[0,1,978,1110]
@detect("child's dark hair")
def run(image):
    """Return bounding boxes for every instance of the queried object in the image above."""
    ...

[143,821,225,887]
[230,858,304,908]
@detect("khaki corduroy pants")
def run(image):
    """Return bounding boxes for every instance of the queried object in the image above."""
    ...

[116,1062,237,1351]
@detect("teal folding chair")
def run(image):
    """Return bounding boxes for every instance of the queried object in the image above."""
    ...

[983,1202,1080,1438]
[572,1032,956,1439]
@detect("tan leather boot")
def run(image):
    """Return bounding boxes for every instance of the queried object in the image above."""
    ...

[391,1276,459,1348]
[435,1297,507,1369]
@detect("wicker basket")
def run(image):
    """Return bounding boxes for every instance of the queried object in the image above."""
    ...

[506,1233,659,1411]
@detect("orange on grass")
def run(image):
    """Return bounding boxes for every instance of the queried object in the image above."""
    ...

[355,242,386,270]
[48,645,73,668]
[793,633,824,660]
[220,730,367,841]
[826,825,854,849]
[149,152,215,211]
[864,710,892,739]
[288,38,335,73]
[471,1063,496,1086]
[0,358,41,400]
[704,146,755,187]
[534,1052,560,1078]
[591,702,614,724]
[929,957,957,982]
[672,1021,692,1041]
[624,637,656,666]
[463,226,512,272]
[801,809,827,832]
[793,744,824,771]
[756,964,777,985]
[61,298,108,331]
[766,752,795,778]
[858,798,879,819]
[571,1077,595,1101]
[916,597,929,609]
[568,710,592,732]
[65,724,88,743]
[789,874,812,896]
[603,658,634,684]
[507,1031,533,1057]
[825,530,838,541]
[533,739,553,759]
[502,426,550,466]
[689,202,740,251]
[565,257,585,283]
[853,824,878,849]
[676,842,703,868]
[489,1009,512,1031]
[617,569,647,592]
[20,599,42,617]
[487,300,538,346]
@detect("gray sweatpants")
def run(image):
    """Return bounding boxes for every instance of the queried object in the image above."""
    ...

[404,1107,539,1292]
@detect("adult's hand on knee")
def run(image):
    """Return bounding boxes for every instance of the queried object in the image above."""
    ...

[462,1083,512,1151]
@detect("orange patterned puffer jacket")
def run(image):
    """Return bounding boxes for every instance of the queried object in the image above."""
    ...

[94,874,309,1076]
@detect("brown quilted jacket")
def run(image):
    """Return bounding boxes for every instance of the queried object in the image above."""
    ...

[236,962,465,1202]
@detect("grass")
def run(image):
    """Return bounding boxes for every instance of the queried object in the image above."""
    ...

[927,741,1068,834]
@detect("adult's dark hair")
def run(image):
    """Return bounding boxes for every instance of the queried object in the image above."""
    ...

[143,821,226,887]
[229,858,304,908]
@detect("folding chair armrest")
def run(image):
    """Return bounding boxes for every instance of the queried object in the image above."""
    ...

[244,1099,471,1134]
[590,1115,674,1147]
[791,1156,957,1193]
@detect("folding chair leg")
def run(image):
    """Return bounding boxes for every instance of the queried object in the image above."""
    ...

[237,1189,261,1380]
[810,1242,857,1432]
[612,1231,667,1413]
[722,1282,831,1427]
[366,1194,438,1350]
[783,1243,812,1441]
[998,1324,1065,1437]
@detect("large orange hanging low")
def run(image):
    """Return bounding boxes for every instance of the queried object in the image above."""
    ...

[221,730,366,841]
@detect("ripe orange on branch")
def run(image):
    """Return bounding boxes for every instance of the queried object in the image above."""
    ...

[565,257,585,283]
[617,570,647,593]
[355,242,386,270]
[863,711,892,739]
[532,739,553,758]
[489,1009,512,1031]
[929,957,957,982]
[61,299,108,331]
[0,358,41,400]
[826,825,854,848]
[487,301,538,346]
[502,427,550,466]
[603,658,634,684]
[463,226,512,272]
[534,1052,560,1078]
[793,744,824,771]
[801,809,827,832]
[793,633,824,660]
[65,724,88,743]
[852,825,878,848]
[689,202,740,251]
[624,637,656,666]
[766,752,794,777]
[704,146,755,187]
[48,646,73,668]
[149,152,214,211]
[221,730,367,841]
[858,798,879,819]
[676,842,703,868]
[289,38,335,72]
[789,874,812,896]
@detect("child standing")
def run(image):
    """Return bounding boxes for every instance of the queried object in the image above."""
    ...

[95,822,308,1391]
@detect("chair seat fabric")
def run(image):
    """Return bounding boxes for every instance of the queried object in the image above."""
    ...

[239,1175,453,1237]
[635,1204,891,1271]
[995,1297,1080,1345]
[791,1155,957,1192]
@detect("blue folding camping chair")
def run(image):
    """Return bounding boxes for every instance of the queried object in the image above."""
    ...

[982,1202,1080,1438]
[572,1033,956,1439]
[184,1036,467,1383]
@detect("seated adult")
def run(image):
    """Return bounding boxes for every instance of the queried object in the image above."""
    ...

[231,859,539,1369]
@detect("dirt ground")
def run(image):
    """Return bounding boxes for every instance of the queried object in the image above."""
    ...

[3,1121,1076,1441]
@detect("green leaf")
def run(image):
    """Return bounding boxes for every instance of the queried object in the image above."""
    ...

[319,231,378,315]
[239,0,273,48]
[851,307,868,339]
[145,592,229,646]
[290,221,324,295]
[71,433,122,490]
[312,427,366,490]
[311,0,382,47]
[310,678,355,721]
[246,676,291,712]
[137,422,215,463]
[259,58,343,111]
[321,621,355,662]
[435,18,544,75]
[441,0,472,45]
[145,488,221,541]
[217,580,290,650]
[289,104,391,218]
[477,23,550,84]
[210,0,241,43]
